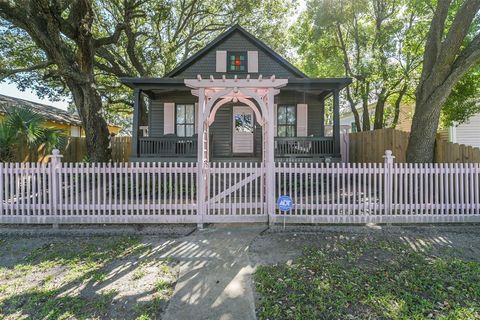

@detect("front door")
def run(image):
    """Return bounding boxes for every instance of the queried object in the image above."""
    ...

[232,106,254,154]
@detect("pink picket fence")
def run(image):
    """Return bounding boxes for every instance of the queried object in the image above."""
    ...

[0,161,198,224]
[1,150,480,224]
[274,161,480,223]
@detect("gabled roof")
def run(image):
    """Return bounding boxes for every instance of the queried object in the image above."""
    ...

[166,24,308,78]
[0,94,82,126]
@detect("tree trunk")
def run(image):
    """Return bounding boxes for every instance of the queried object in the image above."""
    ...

[373,95,386,129]
[406,100,442,162]
[361,101,371,131]
[391,84,407,128]
[345,86,362,131]
[406,82,451,162]
[70,82,111,162]
[361,82,371,131]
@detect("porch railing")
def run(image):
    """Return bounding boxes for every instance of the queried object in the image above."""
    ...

[139,136,197,158]
[275,136,335,158]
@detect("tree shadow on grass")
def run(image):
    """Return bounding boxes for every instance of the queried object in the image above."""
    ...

[0,235,180,320]
[253,231,480,320]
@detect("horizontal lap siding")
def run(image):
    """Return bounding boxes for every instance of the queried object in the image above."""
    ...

[255,123,262,157]
[149,94,197,136]
[211,106,232,157]
[275,92,325,137]
[173,32,298,79]
[149,100,164,136]
[455,114,480,148]
[308,103,324,136]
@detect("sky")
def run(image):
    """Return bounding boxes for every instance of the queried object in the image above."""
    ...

[0,0,306,111]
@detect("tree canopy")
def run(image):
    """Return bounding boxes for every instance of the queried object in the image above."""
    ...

[0,0,479,162]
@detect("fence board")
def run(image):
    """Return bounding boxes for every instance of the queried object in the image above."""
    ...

[349,128,480,163]
[14,136,132,163]
[2,152,480,224]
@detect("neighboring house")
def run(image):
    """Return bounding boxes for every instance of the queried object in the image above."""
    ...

[122,25,351,162]
[0,94,121,137]
[448,113,480,148]
[339,103,414,133]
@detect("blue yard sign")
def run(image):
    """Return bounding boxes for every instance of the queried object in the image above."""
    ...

[277,195,293,212]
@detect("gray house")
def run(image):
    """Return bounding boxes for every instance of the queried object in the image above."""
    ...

[122,25,351,163]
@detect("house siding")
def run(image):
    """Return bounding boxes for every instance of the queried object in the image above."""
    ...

[146,89,326,158]
[452,113,480,148]
[275,91,325,136]
[149,93,196,136]
[172,32,300,79]
[211,105,233,157]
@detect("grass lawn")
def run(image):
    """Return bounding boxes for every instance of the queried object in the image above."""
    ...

[254,236,480,320]
[0,235,176,320]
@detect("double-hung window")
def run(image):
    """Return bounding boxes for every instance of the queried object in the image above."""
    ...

[277,105,296,137]
[176,104,195,137]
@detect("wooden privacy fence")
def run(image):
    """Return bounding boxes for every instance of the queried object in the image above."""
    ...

[1,149,480,224]
[349,128,480,163]
[14,136,132,163]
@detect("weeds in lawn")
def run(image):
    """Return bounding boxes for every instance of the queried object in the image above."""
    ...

[254,237,480,320]
[0,236,176,320]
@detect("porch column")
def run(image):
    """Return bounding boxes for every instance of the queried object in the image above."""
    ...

[131,88,141,158]
[333,89,341,156]
[197,88,206,228]
[266,88,276,225]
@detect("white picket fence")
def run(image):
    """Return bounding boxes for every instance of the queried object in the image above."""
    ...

[1,150,480,224]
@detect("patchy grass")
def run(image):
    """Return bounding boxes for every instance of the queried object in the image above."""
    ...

[0,236,176,320]
[254,237,480,320]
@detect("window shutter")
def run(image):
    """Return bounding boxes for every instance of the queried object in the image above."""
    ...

[195,103,199,133]
[164,102,175,134]
[297,104,308,136]
[247,51,258,73]
[274,104,278,137]
[216,51,227,72]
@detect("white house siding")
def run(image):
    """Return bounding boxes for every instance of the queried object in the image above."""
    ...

[450,113,480,148]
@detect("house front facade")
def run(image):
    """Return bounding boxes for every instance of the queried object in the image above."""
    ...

[122,25,351,164]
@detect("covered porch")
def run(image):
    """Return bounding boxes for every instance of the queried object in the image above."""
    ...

[123,75,350,162]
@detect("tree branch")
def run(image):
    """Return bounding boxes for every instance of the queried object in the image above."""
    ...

[436,0,480,77]
[420,0,452,83]
[0,61,54,81]
[94,23,126,48]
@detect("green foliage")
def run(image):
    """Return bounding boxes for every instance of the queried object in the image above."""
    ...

[441,65,480,127]
[255,237,480,319]
[0,106,66,162]
[1,0,295,132]
[290,0,426,128]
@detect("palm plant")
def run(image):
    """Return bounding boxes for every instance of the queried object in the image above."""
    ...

[0,106,66,162]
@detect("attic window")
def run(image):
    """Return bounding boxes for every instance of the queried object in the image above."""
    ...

[228,52,247,72]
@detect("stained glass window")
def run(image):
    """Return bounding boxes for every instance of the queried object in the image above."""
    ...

[228,52,247,72]
[277,105,296,137]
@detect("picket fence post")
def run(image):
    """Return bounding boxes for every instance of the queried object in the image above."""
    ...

[49,149,63,218]
[383,150,395,216]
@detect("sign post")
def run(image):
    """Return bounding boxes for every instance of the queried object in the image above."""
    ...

[277,195,293,229]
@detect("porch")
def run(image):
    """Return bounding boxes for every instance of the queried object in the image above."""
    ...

[124,76,350,162]
[136,135,335,161]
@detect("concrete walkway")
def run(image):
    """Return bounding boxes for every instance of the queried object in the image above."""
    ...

[162,226,266,320]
